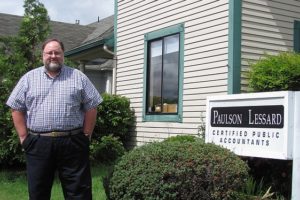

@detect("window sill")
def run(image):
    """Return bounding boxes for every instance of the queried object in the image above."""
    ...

[143,114,182,122]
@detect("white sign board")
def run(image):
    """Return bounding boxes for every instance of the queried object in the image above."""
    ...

[205,91,295,160]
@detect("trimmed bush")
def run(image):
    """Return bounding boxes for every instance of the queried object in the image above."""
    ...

[90,135,125,164]
[248,51,300,92]
[107,140,249,200]
[163,134,197,143]
[94,93,135,145]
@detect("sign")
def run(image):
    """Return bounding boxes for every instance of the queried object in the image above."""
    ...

[211,105,284,128]
[205,91,294,160]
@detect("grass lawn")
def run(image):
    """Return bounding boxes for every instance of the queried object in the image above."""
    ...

[0,163,111,200]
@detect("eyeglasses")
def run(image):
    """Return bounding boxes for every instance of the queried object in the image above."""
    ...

[43,51,63,57]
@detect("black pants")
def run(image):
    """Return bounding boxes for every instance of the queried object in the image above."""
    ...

[22,133,92,200]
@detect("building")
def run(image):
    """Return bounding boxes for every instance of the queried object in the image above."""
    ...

[114,0,300,146]
[65,15,115,94]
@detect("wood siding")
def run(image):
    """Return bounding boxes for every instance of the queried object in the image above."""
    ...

[241,0,300,91]
[116,0,229,146]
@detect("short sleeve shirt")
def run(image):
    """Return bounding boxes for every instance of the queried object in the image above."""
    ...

[6,65,102,132]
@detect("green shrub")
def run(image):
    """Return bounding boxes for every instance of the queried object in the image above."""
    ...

[90,135,125,164]
[248,51,300,92]
[247,52,295,198]
[94,93,135,145]
[107,140,249,200]
[163,135,197,143]
[0,38,28,167]
[245,158,292,199]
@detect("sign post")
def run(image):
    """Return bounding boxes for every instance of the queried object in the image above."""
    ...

[292,92,300,199]
[205,91,299,199]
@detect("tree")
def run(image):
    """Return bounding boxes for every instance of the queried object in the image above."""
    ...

[18,0,51,70]
[0,0,50,166]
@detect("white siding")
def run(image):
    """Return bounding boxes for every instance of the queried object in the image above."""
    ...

[116,0,229,146]
[241,0,300,91]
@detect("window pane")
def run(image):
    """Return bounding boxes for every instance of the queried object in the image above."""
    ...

[147,40,162,113]
[162,34,179,113]
[164,34,179,54]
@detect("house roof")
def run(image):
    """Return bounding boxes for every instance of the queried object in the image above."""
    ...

[64,15,114,61]
[0,13,96,51]
[85,15,114,44]
[0,13,114,66]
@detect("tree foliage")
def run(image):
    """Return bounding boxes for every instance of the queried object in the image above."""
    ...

[19,0,50,70]
[0,0,50,166]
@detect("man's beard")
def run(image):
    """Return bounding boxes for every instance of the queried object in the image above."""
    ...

[45,62,62,72]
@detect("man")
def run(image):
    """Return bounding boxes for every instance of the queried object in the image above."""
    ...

[6,38,102,200]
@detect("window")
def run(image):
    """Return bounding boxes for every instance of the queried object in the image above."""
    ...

[143,24,184,122]
[147,34,179,114]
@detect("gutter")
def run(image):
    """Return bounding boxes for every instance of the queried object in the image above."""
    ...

[64,39,105,57]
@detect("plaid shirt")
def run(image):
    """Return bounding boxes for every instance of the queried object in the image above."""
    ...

[6,65,102,132]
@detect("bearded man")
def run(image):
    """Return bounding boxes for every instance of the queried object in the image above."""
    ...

[6,38,102,200]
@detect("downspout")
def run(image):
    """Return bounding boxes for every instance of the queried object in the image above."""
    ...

[103,44,117,94]
[79,61,86,73]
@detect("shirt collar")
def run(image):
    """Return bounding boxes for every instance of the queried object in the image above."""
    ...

[43,65,65,79]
